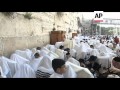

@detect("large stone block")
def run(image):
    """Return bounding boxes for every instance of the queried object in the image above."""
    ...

[2,37,16,57]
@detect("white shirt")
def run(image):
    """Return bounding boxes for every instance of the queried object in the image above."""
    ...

[50,72,64,78]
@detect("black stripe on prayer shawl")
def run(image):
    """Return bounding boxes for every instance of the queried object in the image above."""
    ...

[36,70,51,75]
[36,70,51,78]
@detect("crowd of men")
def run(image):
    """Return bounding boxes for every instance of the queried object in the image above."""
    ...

[0,34,120,78]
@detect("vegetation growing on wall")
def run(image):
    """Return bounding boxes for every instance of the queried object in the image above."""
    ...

[57,12,63,17]
[2,12,14,17]
[24,12,32,20]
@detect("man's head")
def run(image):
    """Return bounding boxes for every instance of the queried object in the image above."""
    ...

[66,52,71,59]
[52,59,67,74]
[90,45,94,49]
[113,57,120,62]
[34,52,40,58]
[88,55,97,63]
[36,47,41,50]
[59,45,64,50]
[64,48,70,53]
[79,59,85,63]
[80,41,83,43]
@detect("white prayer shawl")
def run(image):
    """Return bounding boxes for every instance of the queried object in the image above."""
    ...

[97,54,111,68]
[84,43,90,48]
[13,64,36,78]
[41,47,50,54]
[73,36,80,44]
[15,49,32,61]
[99,44,116,57]
[0,56,18,78]
[48,51,59,59]
[55,49,65,60]
[55,42,64,49]
[63,64,77,78]
[70,49,76,58]
[74,44,80,51]
[94,43,102,50]
[67,57,80,66]
[40,50,48,56]
[64,39,75,49]
[0,66,6,78]
[99,45,109,53]
[50,72,64,78]
[0,57,11,77]
[49,45,57,53]
[38,55,54,74]
[107,74,120,78]
[31,48,37,54]
[90,49,100,56]
[31,50,41,60]
[108,43,113,49]
[25,49,33,60]
[45,44,51,49]
[29,56,43,71]
[66,61,94,78]
[10,54,30,65]
[76,43,88,60]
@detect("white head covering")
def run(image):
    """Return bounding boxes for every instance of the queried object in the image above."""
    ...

[0,57,11,76]
[0,66,6,78]
[66,61,94,78]
[67,57,80,66]
[0,56,17,78]
[63,63,77,78]
[13,64,36,78]
[55,42,64,49]
[15,49,32,60]
[90,49,100,56]
[55,49,65,60]
[38,55,54,74]
[48,51,59,59]
[40,50,48,56]
[29,56,43,71]
[10,54,29,65]
[70,49,76,58]
[49,45,57,53]
[31,48,37,54]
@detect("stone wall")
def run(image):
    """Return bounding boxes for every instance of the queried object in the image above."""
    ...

[0,12,80,57]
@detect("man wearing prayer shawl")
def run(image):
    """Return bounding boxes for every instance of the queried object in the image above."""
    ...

[50,59,67,78]
[36,55,54,78]
[29,52,43,72]
[0,66,6,78]
[65,52,80,66]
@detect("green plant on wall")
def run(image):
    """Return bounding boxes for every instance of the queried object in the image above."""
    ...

[24,12,32,20]
[2,12,14,17]
[57,12,63,17]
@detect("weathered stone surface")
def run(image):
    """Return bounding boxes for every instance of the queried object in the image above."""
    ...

[0,12,80,57]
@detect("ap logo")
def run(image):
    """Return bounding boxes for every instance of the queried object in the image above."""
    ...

[94,11,104,22]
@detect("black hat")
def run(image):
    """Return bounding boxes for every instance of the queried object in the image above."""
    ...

[59,45,64,49]
[113,57,120,62]
[88,55,97,61]
[52,59,66,72]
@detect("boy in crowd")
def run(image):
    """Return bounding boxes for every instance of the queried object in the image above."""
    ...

[50,59,67,78]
